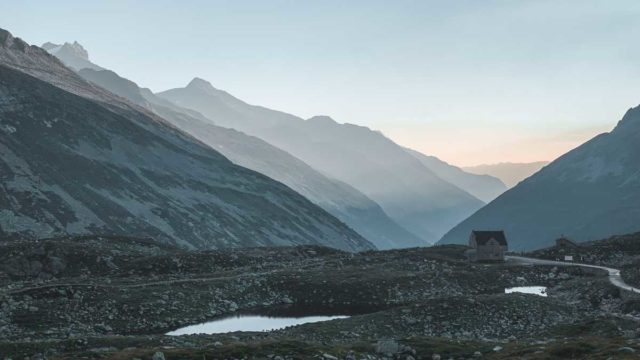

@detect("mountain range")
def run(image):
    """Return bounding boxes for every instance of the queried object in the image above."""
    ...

[44,38,507,245]
[2,28,636,253]
[462,161,549,188]
[440,107,640,250]
[157,80,488,242]
[0,28,373,251]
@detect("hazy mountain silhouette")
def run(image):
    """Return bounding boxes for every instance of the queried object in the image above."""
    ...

[75,67,426,249]
[404,148,507,202]
[0,28,373,251]
[41,41,103,71]
[158,81,485,243]
[462,161,549,188]
[439,107,640,251]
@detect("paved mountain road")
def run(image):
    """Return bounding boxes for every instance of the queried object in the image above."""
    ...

[506,255,640,293]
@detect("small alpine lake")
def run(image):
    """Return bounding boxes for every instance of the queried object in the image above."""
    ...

[505,286,548,297]
[165,304,384,336]
[166,314,348,335]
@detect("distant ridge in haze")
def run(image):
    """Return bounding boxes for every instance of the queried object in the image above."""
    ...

[158,80,485,243]
[404,148,507,202]
[440,107,640,251]
[41,41,103,71]
[462,161,549,188]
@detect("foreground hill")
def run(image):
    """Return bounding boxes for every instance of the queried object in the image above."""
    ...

[440,106,640,251]
[158,80,484,242]
[0,28,372,251]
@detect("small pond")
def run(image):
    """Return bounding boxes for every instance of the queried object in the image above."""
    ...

[505,286,547,297]
[166,304,383,336]
[166,314,348,335]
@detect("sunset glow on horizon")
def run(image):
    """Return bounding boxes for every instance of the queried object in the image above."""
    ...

[4,0,639,165]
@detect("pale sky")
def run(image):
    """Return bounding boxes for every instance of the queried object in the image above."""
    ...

[2,0,640,166]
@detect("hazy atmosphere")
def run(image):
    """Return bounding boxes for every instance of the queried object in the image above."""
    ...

[2,2,640,358]
[4,0,640,165]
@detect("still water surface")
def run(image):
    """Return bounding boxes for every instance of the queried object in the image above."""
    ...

[504,286,547,297]
[166,314,348,335]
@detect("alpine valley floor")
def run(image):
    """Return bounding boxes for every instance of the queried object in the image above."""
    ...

[1,235,640,359]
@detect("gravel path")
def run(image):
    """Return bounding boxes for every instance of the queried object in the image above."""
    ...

[507,255,640,293]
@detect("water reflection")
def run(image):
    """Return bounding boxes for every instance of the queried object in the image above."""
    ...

[505,286,547,297]
[166,314,348,335]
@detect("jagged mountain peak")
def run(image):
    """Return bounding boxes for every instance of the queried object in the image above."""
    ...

[187,77,216,90]
[59,41,89,60]
[0,28,29,51]
[614,105,640,133]
[307,115,338,125]
[42,38,102,71]
[41,41,58,50]
[41,41,89,59]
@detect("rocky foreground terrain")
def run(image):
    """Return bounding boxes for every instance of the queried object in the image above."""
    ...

[530,232,640,288]
[1,235,639,359]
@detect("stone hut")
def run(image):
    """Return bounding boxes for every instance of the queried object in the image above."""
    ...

[555,236,579,249]
[468,230,508,262]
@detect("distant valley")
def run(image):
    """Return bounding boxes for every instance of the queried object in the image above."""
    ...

[463,161,550,188]
[441,108,640,250]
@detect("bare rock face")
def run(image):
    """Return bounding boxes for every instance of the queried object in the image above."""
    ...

[0,28,373,252]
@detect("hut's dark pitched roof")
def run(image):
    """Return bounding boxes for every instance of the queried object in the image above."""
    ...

[472,230,507,246]
[556,236,579,247]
